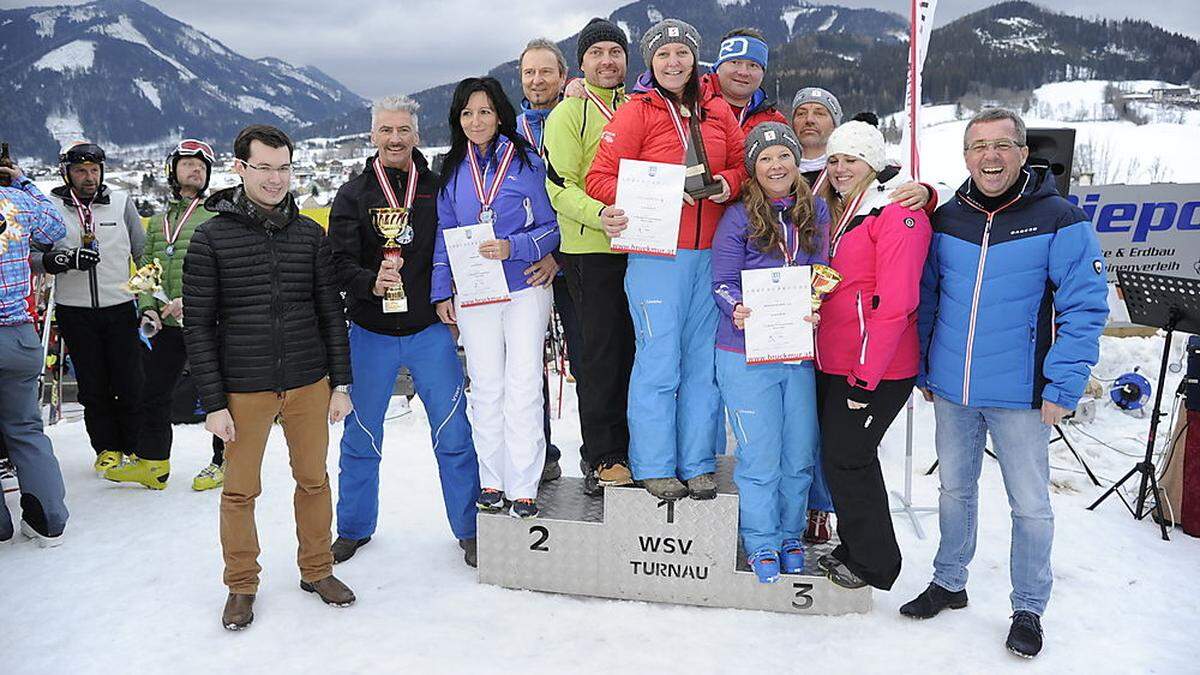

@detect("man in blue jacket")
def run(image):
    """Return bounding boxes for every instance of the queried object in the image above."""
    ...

[906,108,1108,659]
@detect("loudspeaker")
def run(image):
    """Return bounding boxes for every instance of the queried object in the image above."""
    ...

[1025,127,1075,197]
[1187,335,1200,412]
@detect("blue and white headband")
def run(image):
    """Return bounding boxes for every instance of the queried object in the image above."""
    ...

[715,35,768,71]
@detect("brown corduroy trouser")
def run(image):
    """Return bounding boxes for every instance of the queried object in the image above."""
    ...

[220,379,334,593]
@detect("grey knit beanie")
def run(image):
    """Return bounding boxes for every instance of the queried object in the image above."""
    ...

[744,122,802,175]
[791,87,843,125]
[640,19,701,70]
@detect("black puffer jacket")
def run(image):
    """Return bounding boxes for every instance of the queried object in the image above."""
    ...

[182,186,351,413]
[327,149,439,336]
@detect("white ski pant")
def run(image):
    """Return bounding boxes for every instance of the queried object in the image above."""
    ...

[455,285,552,500]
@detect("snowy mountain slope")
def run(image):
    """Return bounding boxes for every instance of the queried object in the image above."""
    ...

[0,0,365,162]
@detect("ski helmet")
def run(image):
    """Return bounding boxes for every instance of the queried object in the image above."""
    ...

[59,141,106,187]
[166,138,215,198]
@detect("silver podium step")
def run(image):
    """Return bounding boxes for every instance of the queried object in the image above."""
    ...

[478,456,871,615]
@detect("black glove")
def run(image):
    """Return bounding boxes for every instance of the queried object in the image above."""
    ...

[44,247,100,274]
[847,384,874,407]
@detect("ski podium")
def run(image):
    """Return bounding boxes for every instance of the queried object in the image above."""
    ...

[477,457,871,615]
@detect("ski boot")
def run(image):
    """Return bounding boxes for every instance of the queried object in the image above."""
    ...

[104,456,169,490]
[780,538,805,574]
[93,450,123,474]
[192,462,225,491]
[748,547,781,584]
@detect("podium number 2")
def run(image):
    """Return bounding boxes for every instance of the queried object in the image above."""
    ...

[529,525,550,552]
[792,583,814,610]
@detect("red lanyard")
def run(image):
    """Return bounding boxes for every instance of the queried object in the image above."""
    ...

[164,197,201,246]
[812,169,829,194]
[584,87,617,122]
[651,89,689,153]
[519,117,543,157]
[466,140,517,220]
[829,189,868,257]
[776,212,800,266]
[372,155,418,210]
[68,189,93,236]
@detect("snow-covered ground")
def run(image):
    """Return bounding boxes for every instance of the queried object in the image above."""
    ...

[3,333,1198,674]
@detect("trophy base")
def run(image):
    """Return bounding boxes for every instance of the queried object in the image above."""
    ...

[686,180,725,200]
[383,296,408,314]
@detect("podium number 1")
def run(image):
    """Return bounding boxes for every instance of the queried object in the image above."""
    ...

[529,525,550,552]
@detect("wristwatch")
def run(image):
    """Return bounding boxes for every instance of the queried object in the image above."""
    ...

[334,385,351,395]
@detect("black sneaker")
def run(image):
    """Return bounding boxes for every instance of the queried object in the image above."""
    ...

[331,536,371,564]
[541,459,562,483]
[817,553,867,589]
[459,538,477,568]
[580,459,602,496]
[476,488,505,511]
[899,582,969,619]
[1006,611,1043,659]
[510,498,539,519]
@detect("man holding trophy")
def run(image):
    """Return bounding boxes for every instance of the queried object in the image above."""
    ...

[106,139,228,491]
[327,96,480,568]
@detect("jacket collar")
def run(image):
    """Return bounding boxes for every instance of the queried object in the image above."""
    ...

[52,183,111,206]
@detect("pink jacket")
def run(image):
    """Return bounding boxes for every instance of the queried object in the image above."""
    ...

[816,168,932,390]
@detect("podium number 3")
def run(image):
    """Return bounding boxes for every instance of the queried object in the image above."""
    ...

[529,525,550,552]
[792,583,814,610]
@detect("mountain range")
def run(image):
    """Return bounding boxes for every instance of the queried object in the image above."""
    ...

[0,0,363,161]
[1,0,1198,161]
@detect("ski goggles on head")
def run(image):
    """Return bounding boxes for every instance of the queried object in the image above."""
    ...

[60,143,106,166]
[174,139,215,163]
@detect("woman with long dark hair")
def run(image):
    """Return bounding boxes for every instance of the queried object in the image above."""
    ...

[586,19,746,501]
[711,122,829,583]
[812,120,931,590]
[431,76,559,519]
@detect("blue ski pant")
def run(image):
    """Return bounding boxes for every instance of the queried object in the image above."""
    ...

[337,323,479,541]
[0,324,68,539]
[624,250,720,481]
[716,349,819,554]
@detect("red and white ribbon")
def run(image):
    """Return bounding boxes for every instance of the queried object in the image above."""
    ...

[829,189,868,257]
[164,197,202,247]
[466,140,517,216]
[651,89,689,153]
[372,155,418,210]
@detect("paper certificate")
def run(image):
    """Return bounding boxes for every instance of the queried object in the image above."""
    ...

[612,159,684,257]
[443,223,511,307]
[742,265,814,364]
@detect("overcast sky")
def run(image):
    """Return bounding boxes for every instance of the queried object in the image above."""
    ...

[3,0,1196,98]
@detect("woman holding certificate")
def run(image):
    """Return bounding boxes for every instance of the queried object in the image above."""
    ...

[432,76,560,519]
[811,120,931,591]
[711,122,830,583]
[586,19,746,502]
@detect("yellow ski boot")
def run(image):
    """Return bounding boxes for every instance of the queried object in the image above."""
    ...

[192,462,225,491]
[104,456,170,490]
[93,450,124,474]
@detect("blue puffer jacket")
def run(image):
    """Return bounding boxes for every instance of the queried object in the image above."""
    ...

[918,167,1108,410]
[432,134,560,302]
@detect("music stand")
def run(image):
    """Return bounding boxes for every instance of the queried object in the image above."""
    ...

[1088,271,1200,541]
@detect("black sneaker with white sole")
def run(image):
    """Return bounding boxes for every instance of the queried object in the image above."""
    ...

[817,553,867,589]
[476,488,505,511]
[510,499,539,519]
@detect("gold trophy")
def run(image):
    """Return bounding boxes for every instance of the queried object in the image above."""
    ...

[372,207,414,313]
[811,264,842,310]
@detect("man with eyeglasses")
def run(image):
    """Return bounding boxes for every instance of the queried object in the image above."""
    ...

[906,108,1108,659]
[183,124,355,630]
[38,142,146,475]
[103,139,228,491]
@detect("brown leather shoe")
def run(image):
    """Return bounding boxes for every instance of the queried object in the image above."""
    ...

[222,593,255,631]
[300,575,356,607]
[596,461,634,486]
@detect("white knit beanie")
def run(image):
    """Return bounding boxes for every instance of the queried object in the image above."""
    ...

[825,121,887,173]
